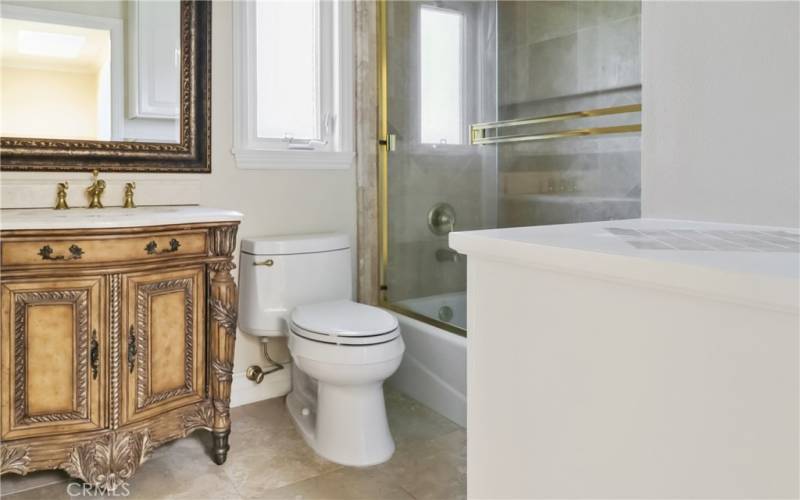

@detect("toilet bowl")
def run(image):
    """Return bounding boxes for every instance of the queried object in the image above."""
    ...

[237,234,404,466]
[287,300,404,466]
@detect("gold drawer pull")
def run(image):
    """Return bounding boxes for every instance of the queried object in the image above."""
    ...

[38,244,84,261]
[144,238,181,255]
[128,325,137,373]
[90,330,99,380]
[253,259,274,267]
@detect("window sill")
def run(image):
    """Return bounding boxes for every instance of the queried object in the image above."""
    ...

[232,149,355,170]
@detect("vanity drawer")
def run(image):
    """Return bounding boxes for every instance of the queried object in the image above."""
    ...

[1,230,208,267]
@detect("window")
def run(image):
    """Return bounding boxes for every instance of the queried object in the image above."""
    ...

[255,1,318,141]
[233,0,354,169]
[420,6,464,146]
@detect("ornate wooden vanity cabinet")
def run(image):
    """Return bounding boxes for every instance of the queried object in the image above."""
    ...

[0,217,240,489]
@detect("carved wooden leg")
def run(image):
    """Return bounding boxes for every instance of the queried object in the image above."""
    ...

[0,445,30,475]
[61,431,154,491]
[208,224,239,466]
[212,430,230,465]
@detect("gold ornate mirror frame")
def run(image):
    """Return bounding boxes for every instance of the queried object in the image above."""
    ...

[0,1,211,173]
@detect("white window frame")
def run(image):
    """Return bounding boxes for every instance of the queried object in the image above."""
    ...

[233,0,354,170]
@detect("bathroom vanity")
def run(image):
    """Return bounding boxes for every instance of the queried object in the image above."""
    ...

[451,219,799,499]
[0,207,242,489]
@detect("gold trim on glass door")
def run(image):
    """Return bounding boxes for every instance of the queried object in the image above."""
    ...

[377,0,389,303]
[470,104,642,145]
[375,0,466,337]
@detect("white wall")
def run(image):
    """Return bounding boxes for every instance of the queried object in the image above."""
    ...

[642,1,800,228]
[0,1,358,405]
[1,67,99,139]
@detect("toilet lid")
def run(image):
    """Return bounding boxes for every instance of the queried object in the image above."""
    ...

[290,300,398,337]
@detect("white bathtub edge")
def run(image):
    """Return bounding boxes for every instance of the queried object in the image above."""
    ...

[387,309,467,428]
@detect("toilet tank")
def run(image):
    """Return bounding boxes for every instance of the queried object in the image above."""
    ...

[238,233,352,338]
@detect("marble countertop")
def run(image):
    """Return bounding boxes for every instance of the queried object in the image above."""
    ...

[0,205,243,231]
[450,218,799,312]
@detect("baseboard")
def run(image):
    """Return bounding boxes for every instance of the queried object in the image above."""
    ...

[388,354,466,427]
[230,367,291,408]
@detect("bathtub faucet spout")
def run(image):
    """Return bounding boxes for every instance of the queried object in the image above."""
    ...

[436,248,463,263]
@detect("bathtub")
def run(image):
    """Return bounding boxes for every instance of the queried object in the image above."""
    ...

[386,292,466,427]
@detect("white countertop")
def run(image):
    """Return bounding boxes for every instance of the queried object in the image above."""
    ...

[450,219,800,312]
[0,205,243,231]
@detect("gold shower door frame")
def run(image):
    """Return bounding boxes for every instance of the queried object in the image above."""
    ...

[376,0,467,337]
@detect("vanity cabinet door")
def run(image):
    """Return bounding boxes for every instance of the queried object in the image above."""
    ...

[0,277,105,440]
[121,267,205,425]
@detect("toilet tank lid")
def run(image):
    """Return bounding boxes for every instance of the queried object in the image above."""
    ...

[241,233,349,255]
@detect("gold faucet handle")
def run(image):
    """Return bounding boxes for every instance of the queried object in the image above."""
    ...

[123,182,137,208]
[55,181,70,210]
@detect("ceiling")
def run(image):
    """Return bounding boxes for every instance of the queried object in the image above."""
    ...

[1,17,110,73]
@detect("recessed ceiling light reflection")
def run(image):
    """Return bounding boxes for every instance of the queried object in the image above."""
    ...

[17,30,86,58]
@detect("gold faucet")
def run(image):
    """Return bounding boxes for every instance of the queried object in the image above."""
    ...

[123,182,136,208]
[55,182,69,210]
[86,170,106,209]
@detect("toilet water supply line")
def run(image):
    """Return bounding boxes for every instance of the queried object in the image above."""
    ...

[246,338,291,384]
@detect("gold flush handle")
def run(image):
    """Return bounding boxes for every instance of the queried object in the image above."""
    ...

[253,259,274,267]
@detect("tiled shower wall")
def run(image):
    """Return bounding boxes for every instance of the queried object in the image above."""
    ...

[497,1,642,227]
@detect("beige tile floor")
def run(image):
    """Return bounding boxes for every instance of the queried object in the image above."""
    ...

[0,389,465,500]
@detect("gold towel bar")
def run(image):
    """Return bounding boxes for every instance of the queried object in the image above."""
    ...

[470,104,641,145]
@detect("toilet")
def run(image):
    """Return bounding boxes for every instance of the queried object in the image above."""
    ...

[238,233,404,466]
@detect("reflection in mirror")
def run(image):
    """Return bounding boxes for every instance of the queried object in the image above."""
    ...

[0,1,180,143]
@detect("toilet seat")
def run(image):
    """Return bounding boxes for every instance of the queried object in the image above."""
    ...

[290,300,400,347]
[291,324,400,346]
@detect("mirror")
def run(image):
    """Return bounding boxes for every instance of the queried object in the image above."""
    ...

[0,1,211,172]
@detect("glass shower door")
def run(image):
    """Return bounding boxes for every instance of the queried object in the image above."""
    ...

[379,0,498,333]
[379,0,642,333]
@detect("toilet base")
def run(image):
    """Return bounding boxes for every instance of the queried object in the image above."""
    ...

[286,379,396,467]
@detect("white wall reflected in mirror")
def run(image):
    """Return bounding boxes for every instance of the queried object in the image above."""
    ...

[1,18,112,140]
[0,1,180,143]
